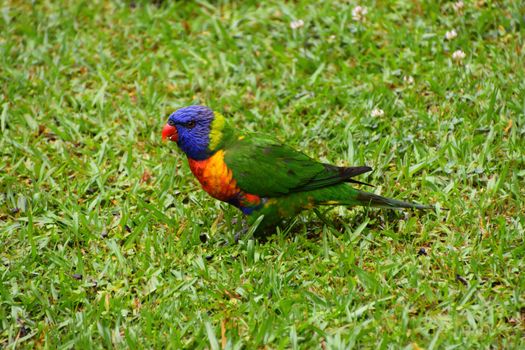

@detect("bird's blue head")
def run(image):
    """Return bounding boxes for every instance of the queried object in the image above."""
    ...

[162,105,218,160]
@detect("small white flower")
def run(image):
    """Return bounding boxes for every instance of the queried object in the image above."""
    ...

[290,19,304,30]
[403,75,415,85]
[452,1,464,12]
[352,6,368,22]
[371,108,384,117]
[452,49,466,62]
[445,29,458,40]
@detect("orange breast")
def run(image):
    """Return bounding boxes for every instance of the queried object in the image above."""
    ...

[188,150,240,202]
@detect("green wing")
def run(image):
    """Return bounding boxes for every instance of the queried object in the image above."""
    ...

[223,135,371,197]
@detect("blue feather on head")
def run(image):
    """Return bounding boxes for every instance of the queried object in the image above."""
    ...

[166,105,215,160]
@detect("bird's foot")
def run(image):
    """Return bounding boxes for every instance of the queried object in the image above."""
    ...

[234,226,248,243]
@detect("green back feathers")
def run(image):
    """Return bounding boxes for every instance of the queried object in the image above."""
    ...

[223,133,371,197]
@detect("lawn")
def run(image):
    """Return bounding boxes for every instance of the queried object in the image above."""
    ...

[1,0,524,348]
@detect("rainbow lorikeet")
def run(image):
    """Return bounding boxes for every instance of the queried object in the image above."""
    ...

[162,105,432,236]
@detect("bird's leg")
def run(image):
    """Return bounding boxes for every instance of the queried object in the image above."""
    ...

[235,214,266,242]
[234,225,249,243]
[230,216,248,243]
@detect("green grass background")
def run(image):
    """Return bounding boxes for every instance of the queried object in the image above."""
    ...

[1,0,524,348]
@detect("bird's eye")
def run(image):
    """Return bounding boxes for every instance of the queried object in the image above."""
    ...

[167,119,176,127]
[184,121,196,129]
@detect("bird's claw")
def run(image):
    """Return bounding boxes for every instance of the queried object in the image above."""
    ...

[234,227,248,243]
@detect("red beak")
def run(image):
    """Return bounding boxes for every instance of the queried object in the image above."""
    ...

[162,124,178,142]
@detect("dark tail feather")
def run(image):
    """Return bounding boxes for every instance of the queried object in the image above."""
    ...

[356,190,434,210]
[342,166,374,187]
[325,165,374,187]
[339,166,373,178]
[347,178,374,187]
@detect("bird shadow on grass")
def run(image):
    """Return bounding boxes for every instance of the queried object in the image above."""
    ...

[232,208,423,244]
[300,206,431,243]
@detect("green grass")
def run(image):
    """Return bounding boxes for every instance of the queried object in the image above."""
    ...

[1,0,524,348]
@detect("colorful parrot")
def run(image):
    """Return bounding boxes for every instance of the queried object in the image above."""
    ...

[162,105,432,237]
